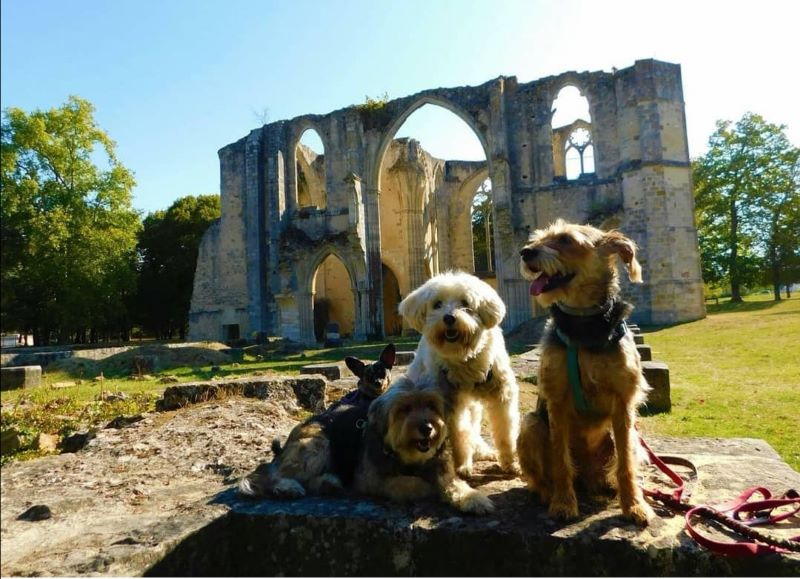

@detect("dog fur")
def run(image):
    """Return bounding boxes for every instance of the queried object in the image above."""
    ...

[517,220,655,525]
[238,343,396,498]
[354,375,494,514]
[398,271,520,477]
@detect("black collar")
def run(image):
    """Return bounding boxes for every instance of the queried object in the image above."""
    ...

[549,297,632,351]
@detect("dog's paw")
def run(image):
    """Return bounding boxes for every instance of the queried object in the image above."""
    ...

[313,474,344,495]
[273,478,306,499]
[456,463,474,478]
[499,459,521,476]
[548,497,579,521]
[624,501,656,526]
[458,491,495,515]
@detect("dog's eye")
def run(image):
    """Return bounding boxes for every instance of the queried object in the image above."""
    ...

[433,300,442,310]
[557,234,572,245]
[460,299,470,309]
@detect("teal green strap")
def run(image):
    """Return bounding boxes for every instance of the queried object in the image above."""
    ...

[566,342,593,416]
[555,327,593,416]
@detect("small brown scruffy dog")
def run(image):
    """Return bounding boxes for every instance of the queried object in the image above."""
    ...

[517,219,655,525]
[354,375,494,514]
[238,343,396,498]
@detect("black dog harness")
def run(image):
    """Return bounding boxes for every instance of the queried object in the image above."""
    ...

[548,298,632,416]
[310,389,376,485]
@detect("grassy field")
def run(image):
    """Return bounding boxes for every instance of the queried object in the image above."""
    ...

[2,297,798,470]
[639,294,799,471]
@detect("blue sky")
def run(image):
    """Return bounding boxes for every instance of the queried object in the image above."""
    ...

[2,0,798,215]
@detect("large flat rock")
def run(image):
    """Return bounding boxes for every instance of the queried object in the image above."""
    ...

[1,396,798,576]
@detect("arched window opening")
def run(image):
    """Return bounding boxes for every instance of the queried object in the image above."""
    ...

[471,178,494,276]
[551,85,590,128]
[296,129,326,210]
[312,254,353,342]
[378,102,488,296]
[551,86,595,181]
[564,127,594,180]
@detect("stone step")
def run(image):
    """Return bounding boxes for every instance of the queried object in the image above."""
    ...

[636,343,652,361]
[633,334,645,345]
[299,362,342,381]
[642,360,670,414]
[0,365,42,390]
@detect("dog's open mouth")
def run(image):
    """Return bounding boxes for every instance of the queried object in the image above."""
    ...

[415,439,432,452]
[444,329,460,343]
[528,271,575,296]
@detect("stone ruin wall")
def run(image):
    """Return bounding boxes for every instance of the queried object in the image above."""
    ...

[188,59,706,345]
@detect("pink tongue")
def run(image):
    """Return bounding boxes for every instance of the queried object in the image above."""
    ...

[530,275,549,296]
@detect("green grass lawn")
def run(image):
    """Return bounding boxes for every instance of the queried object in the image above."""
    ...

[3,297,798,471]
[639,294,799,471]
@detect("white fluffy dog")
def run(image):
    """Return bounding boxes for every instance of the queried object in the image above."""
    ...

[398,271,520,477]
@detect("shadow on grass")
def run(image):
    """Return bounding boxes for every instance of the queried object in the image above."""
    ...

[705,299,781,315]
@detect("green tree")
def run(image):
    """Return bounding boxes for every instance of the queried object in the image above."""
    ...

[752,149,800,300]
[135,194,220,339]
[1,96,140,344]
[471,179,493,273]
[693,113,799,302]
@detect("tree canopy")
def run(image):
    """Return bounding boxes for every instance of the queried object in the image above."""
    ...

[1,96,140,344]
[693,112,799,301]
[135,194,220,339]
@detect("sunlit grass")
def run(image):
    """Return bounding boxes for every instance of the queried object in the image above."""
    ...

[639,294,799,471]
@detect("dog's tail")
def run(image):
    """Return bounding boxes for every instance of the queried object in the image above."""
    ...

[238,462,275,497]
[238,437,285,497]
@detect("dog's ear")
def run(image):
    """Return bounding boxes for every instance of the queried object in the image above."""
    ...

[599,230,643,283]
[345,356,365,379]
[398,286,428,332]
[379,343,396,369]
[474,281,506,328]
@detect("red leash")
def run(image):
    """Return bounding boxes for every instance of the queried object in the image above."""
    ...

[638,435,800,556]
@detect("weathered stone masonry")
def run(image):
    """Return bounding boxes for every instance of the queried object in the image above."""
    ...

[189,59,705,345]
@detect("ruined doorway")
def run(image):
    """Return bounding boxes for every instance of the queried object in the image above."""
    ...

[382,264,402,336]
[312,254,354,342]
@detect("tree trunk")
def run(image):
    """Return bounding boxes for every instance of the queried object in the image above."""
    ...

[729,196,742,302]
[770,245,782,301]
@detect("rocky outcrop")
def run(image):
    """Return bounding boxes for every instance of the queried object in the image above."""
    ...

[1,393,798,576]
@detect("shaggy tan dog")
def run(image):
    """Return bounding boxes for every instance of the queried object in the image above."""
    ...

[517,220,654,525]
[398,271,519,477]
[354,376,494,514]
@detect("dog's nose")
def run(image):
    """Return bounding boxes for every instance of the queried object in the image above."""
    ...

[443,313,456,326]
[520,247,538,261]
[418,423,433,438]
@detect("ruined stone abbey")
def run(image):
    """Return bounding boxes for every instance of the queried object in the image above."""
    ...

[188,59,705,345]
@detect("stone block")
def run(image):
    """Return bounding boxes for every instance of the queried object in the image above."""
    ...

[156,375,327,413]
[0,366,42,390]
[636,344,652,361]
[634,334,645,345]
[221,348,244,362]
[132,355,158,376]
[641,360,670,413]
[394,351,416,366]
[300,363,341,381]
